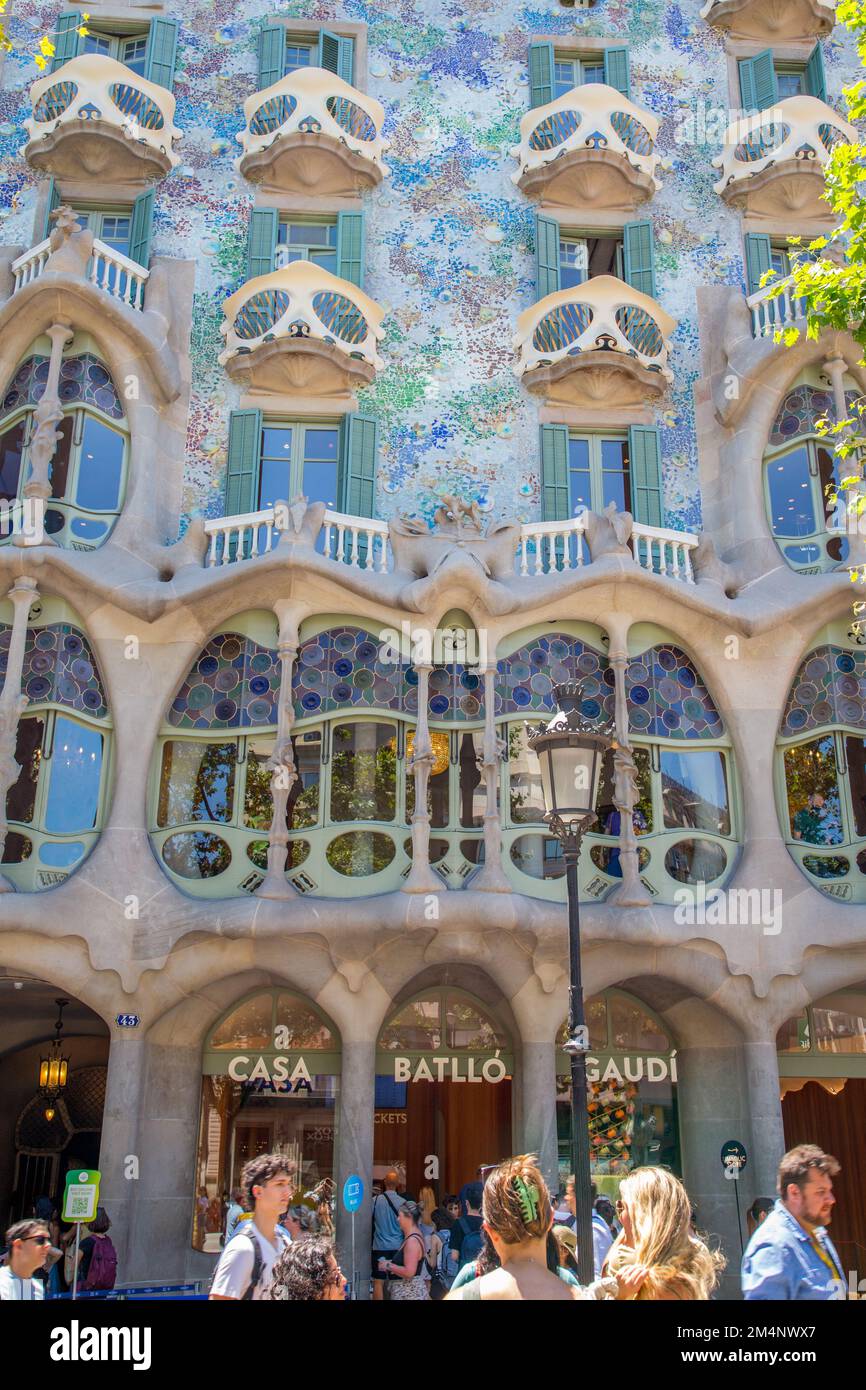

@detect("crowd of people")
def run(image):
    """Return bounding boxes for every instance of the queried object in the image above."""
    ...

[0,1142,847,1302]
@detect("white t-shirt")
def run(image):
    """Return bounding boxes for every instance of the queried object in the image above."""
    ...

[0,1266,45,1300]
[210,1223,289,1300]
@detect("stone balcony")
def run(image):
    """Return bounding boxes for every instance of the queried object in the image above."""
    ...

[511,84,661,212]
[713,96,856,220]
[236,66,389,196]
[218,260,385,397]
[12,231,149,312]
[512,274,675,408]
[22,54,182,183]
[747,276,809,338]
[700,0,836,41]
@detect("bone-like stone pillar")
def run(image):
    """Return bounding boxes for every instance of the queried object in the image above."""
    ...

[403,662,441,893]
[97,1031,146,1278]
[333,1036,376,1298]
[0,576,39,892]
[473,662,512,892]
[25,322,73,505]
[605,620,650,907]
[257,607,300,899]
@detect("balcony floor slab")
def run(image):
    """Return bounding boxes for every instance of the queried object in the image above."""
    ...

[238,131,384,197]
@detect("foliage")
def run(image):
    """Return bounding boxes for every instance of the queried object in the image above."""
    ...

[0,8,89,70]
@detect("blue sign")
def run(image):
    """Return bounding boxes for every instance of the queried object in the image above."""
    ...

[343,1174,364,1213]
[115,1014,140,1028]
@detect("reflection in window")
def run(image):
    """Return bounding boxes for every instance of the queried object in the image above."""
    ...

[0,418,25,503]
[458,731,485,828]
[661,750,730,835]
[288,730,321,830]
[210,992,274,1050]
[161,830,231,879]
[508,724,545,824]
[274,994,336,1050]
[784,737,843,846]
[75,417,125,511]
[663,838,727,884]
[157,741,236,827]
[405,730,449,827]
[6,717,43,824]
[446,999,506,1050]
[379,992,507,1053]
[608,995,669,1053]
[510,833,566,879]
[325,830,395,875]
[330,722,396,822]
[811,1008,866,1054]
[379,998,442,1051]
[598,746,652,837]
[846,737,866,837]
[44,717,103,833]
[776,1011,811,1053]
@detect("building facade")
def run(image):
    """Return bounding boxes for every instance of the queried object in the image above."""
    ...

[0,0,865,1298]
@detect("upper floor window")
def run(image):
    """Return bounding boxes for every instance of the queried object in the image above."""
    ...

[51,13,179,90]
[247,209,363,288]
[540,423,662,528]
[258,24,356,89]
[259,422,340,511]
[529,42,631,107]
[567,432,630,515]
[738,44,826,110]
[535,215,655,300]
[554,53,606,96]
[275,218,338,274]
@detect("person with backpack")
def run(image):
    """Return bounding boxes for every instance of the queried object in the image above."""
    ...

[77,1207,118,1293]
[449,1180,485,1274]
[371,1169,406,1302]
[428,1208,456,1299]
[209,1154,293,1301]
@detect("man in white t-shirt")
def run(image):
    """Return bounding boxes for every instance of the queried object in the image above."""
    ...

[0,1219,59,1300]
[210,1155,293,1301]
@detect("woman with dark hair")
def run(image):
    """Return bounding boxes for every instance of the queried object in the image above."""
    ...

[265,1237,347,1301]
[76,1207,117,1292]
[377,1201,429,1300]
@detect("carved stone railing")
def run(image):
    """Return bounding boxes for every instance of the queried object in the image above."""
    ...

[700,0,836,40]
[12,235,149,311]
[236,66,389,195]
[23,54,182,181]
[513,274,676,407]
[204,505,698,584]
[747,276,809,338]
[713,96,856,218]
[219,260,385,395]
[511,84,661,210]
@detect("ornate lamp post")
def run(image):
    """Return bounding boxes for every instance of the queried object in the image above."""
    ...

[39,999,70,1122]
[526,681,614,1285]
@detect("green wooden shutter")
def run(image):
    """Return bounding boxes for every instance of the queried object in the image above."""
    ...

[805,44,827,102]
[144,18,179,91]
[623,220,656,298]
[339,414,377,518]
[529,42,555,108]
[129,189,155,270]
[604,47,631,99]
[247,208,278,280]
[320,31,354,84]
[51,11,83,70]
[225,410,262,517]
[744,233,772,296]
[540,425,570,522]
[41,178,60,240]
[336,212,364,288]
[738,51,777,112]
[258,24,285,88]
[628,426,663,527]
[535,214,561,301]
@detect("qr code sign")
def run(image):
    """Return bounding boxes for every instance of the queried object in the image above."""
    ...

[67,1188,93,1219]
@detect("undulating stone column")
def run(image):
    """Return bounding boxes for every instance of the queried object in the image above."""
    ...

[605,620,649,907]
[743,1034,786,1202]
[25,322,73,508]
[403,662,441,893]
[0,576,38,893]
[257,605,300,899]
[824,354,866,568]
[97,1031,146,1279]
[129,1040,202,1282]
[334,1036,376,1298]
[520,1039,559,1195]
[473,661,512,892]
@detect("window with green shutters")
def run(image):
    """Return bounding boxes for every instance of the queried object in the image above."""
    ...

[51,11,84,70]
[738,50,778,111]
[739,45,826,110]
[744,232,773,297]
[539,424,570,521]
[257,25,357,89]
[52,16,179,89]
[249,212,364,286]
[528,42,555,108]
[628,425,663,527]
[224,413,353,519]
[622,220,656,299]
[41,178,61,241]
[144,18,179,92]
[339,414,377,518]
[247,208,278,280]
[532,43,630,103]
[534,216,653,299]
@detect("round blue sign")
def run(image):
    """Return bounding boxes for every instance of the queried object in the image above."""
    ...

[342,1174,364,1212]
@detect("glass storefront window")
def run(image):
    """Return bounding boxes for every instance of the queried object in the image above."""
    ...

[608,994,670,1053]
[776,1011,811,1053]
[379,998,442,1051]
[7,716,43,824]
[661,749,730,835]
[405,729,450,826]
[330,721,396,822]
[445,998,507,1050]
[210,992,273,1050]
[784,737,844,846]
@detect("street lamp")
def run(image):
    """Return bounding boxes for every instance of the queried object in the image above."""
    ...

[526,680,615,1286]
[38,998,70,1122]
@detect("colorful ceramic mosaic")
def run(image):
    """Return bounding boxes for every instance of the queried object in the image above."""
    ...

[624,644,722,739]
[167,632,281,729]
[3,3,856,536]
[781,646,866,737]
[495,633,616,724]
[769,387,861,449]
[0,624,108,718]
[1,355,123,419]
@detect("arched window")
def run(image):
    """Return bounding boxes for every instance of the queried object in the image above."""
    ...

[0,349,128,550]
[778,625,866,899]
[763,370,857,574]
[0,607,112,891]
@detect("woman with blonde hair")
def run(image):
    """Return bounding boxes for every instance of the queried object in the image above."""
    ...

[605,1167,725,1300]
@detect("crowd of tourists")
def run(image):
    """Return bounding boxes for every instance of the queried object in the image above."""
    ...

[0,1142,846,1301]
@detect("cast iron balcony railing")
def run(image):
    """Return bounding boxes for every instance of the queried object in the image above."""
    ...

[218,259,386,396]
[713,96,856,219]
[23,54,182,182]
[512,274,676,408]
[236,66,389,196]
[700,0,836,41]
[11,235,149,311]
[511,84,661,211]
[204,505,698,583]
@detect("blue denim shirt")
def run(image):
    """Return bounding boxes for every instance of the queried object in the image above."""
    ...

[741,1199,846,1300]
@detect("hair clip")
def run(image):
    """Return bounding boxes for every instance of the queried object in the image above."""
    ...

[512,1175,540,1224]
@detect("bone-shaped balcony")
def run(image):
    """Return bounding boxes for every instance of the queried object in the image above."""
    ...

[236,67,389,196]
[23,54,182,183]
[513,274,675,409]
[713,96,856,220]
[700,0,836,41]
[219,259,385,398]
[511,84,661,212]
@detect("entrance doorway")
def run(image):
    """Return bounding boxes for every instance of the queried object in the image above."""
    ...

[375,988,513,1198]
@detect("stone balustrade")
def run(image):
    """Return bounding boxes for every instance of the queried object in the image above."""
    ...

[12,236,149,311]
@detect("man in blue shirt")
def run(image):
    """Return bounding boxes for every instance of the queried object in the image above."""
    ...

[741,1144,846,1300]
